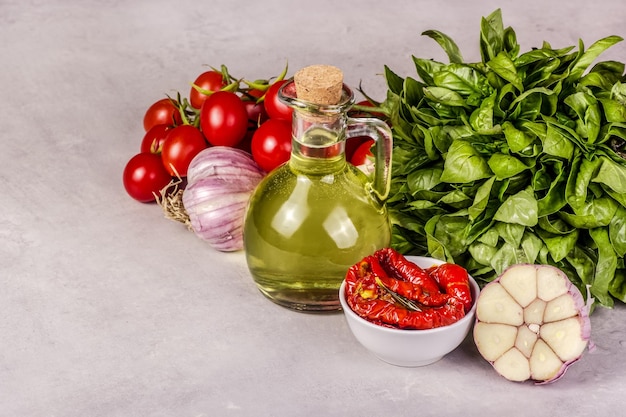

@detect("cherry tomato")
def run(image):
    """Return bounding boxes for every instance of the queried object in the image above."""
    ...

[251,119,292,172]
[161,125,208,177]
[199,91,248,147]
[123,152,172,203]
[345,136,372,161]
[143,98,182,132]
[235,133,253,154]
[264,80,293,121]
[242,90,269,129]
[350,139,375,166]
[189,70,227,110]
[140,124,171,154]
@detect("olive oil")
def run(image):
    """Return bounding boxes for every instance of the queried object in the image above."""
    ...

[244,144,390,311]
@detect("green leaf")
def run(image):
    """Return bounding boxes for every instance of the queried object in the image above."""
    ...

[480,9,505,62]
[406,167,442,193]
[520,231,543,264]
[469,176,496,220]
[536,228,579,262]
[413,58,445,86]
[566,246,596,287]
[609,205,626,257]
[469,93,497,133]
[609,269,626,302]
[487,153,530,179]
[589,227,617,307]
[536,171,567,217]
[568,35,624,82]
[538,215,574,234]
[560,197,618,228]
[493,188,538,226]
[439,190,472,208]
[403,76,424,107]
[495,221,525,246]
[422,30,464,63]
[490,242,526,275]
[432,64,493,97]
[384,65,405,95]
[469,241,499,267]
[566,155,600,209]
[423,86,468,107]
[564,92,601,144]
[599,98,626,123]
[502,121,536,152]
[487,52,524,92]
[592,156,626,194]
[543,122,575,159]
[440,140,493,183]
[425,213,470,259]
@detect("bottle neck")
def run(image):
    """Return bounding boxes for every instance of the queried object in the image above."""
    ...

[289,123,347,174]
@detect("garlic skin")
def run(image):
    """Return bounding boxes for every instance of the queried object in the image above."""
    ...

[182,147,265,252]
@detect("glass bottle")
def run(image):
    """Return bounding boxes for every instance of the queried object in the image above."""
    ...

[243,65,393,312]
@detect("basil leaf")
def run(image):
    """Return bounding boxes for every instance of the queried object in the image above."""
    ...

[487,52,524,92]
[469,176,496,221]
[384,65,404,95]
[609,205,626,257]
[502,121,536,153]
[413,57,446,87]
[543,123,575,159]
[568,35,624,82]
[609,269,626,302]
[560,197,618,228]
[423,86,467,107]
[469,93,497,133]
[488,153,530,179]
[592,155,626,194]
[480,9,505,62]
[422,30,464,64]
[589,227,617,307]
[536,228,579,262]
[440,140,492,183]
[564,92,601,144]
[493,188,538,226]
[599,98,626,123]
[432,64,492,97]
[521,231,543,264]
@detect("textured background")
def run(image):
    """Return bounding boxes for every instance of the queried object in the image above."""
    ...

[2,1,625,416]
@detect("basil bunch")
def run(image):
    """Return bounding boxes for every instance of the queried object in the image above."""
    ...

[383,9,626,308]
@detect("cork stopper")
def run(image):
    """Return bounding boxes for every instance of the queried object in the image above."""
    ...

[294,65,344,105]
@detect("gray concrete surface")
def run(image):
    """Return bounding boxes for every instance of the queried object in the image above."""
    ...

[2,0,626,416]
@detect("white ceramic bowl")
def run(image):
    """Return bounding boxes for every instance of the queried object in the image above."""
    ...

[340,256,480,367]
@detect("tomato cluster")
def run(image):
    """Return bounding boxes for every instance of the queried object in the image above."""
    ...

[123,66,294,203]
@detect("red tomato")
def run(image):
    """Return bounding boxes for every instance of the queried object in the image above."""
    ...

[143,98,182,132]
[140,124,171,154]
[161,125,208,177]
[242,95,269,129]
[199,91,249,147]
[123,152,172,203]
[189,70,227,110]
[264,80,293,121]
[345,136,372,161]
[350,139,375,166]
[251,119,292,172]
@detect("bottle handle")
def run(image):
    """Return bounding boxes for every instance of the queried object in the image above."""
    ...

[346,117,393,201]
